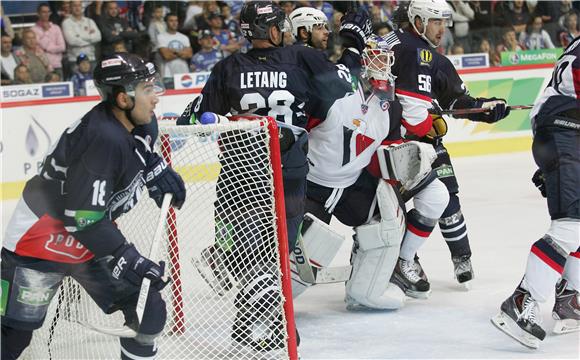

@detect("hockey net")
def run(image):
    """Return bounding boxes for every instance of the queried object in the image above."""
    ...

[21,117,298,360]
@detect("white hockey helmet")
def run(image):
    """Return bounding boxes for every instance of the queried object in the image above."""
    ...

[408,0,452,47]
[362,35,396,100]
[289,7,330,38]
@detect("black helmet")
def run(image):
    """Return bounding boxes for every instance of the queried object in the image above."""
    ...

[93,53,160,102]
[240,1,287,41]
[392,3,410,30]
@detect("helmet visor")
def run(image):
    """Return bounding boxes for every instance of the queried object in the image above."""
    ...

[126,71,165,98]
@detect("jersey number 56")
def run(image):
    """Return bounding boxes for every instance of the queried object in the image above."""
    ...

[418,74,432,93]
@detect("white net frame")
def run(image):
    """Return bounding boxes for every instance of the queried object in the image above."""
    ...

[20,117,298,360]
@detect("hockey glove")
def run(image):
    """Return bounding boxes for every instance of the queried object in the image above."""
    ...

[145,153,186,209]
[468,97,510,123]
[111,243,169,291]
[532,169,547,198]
[339,8,373,53]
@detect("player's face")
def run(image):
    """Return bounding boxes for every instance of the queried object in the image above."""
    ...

[130,80,163,125]
[310,23,329,50]
[424,18,446,47]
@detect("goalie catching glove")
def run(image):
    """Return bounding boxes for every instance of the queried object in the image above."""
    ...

[145,153,186,209]
[339,7,373,53]
[111,243,169,291]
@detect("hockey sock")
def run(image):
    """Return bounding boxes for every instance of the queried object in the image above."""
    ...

[439,194,471,258]
[563,247,580,291]
[523,235,567,303]
[400,209,437,261]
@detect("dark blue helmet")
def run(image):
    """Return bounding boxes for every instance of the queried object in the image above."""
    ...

[240,1,287,41]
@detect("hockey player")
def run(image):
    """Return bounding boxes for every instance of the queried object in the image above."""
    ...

[294,34,447,310]
[289,7,330,49]
[386,1,511,297]
[491,36,580,349]
[1,53,186,360]
[177,0,372,351]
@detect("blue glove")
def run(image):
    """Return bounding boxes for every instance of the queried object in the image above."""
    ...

[111,243,169,291]
[532,169,547,198]
[145,153,186,209]
[339,7,373,53]
[469,97,510,123]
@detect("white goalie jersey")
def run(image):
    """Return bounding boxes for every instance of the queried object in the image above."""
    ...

[307,86,394,188]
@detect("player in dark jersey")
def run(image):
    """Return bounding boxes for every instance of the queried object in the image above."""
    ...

[386,1,511,296]
[177,0,371,351]
[491,36,580,349]
[1,53,186,360]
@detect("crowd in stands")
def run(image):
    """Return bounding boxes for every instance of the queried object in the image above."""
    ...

[1,1,579,94]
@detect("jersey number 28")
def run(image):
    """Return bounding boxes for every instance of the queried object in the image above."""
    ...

[239,90,296,124]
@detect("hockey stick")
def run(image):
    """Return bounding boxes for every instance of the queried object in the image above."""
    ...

[81,194,173,338]
[293,233,352,284]
[439,105,533,116]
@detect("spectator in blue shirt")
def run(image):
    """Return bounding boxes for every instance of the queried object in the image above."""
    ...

[190,29,223,72]
[70,53,93,96]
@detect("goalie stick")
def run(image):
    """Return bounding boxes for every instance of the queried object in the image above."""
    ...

[80,193,173,338]
[439,105,533,116]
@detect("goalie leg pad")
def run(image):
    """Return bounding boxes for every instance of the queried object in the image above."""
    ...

[345,181,406,309]
[292,213,346,298]
[377,141,437,190]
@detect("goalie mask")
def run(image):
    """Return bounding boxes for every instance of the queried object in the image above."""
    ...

[361,35,396,101]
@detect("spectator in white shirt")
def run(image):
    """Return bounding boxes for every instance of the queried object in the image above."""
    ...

[62,0,101,73]
[157,13,192,80]
[519,15,556,49]
[148,4,167,49]
[1,34,20,85]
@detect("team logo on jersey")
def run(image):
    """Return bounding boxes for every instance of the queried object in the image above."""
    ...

[380,100,390,111]
[417,49,433,67]
[361,104,369,114]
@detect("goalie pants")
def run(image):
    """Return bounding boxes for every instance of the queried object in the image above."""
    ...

[0,249,166,351]
[305,170,380,227]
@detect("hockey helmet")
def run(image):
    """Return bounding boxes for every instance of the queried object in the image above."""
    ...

[362,35,396,101]
[93,53,164,102]
[240,1,289,41]
[408,0,452,47]
[289,7,330,38]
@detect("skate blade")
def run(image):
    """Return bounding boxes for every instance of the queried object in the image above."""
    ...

[191,256,233,296]
[459,280,472,291]
[405,289,431,300]
[490,312,540,349]
[552,319,580,334]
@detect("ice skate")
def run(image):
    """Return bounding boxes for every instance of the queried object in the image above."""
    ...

[414,254,428,282]
[552,280,580,334]
[491,286,546,349]
[452,255,474,290]
[192,244,234,296]
[390,257,430,299]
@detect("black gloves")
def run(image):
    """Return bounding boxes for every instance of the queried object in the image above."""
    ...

[111,243,169,291]
[145,153,186,209]
[339,7,373,53]
[469,97,511,123]
[532,169,547,198]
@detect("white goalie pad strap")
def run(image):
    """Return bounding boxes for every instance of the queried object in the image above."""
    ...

[345,182,406,310]
[377,141,437,190]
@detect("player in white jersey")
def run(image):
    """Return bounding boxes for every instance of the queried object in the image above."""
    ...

[491,36,580,349]
[292,35,448,310]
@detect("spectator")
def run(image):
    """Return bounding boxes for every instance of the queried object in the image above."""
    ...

[45,71,61,82]
[448,0,474,51]
[312,1,334,21]
[13,64,32,85]
[373,22,392,37]
[70,53,93,96]
[62,0,101,73]
[99,1,138,56]
[496,0,531,35]
[1,5,14,39]
[50,1,71,26]
[194,1,221,31]
[280,1,296,16]
[478,38,500,66]
[112,40,128,53]
[557,0,579,28]
[157,13,192,79]
[16,29,52,83]
[190,29,223,72]
[148,4,167,49]
[1,34,20,85]
[184,1,203,30]
[32,3,66,77]
[519,16,555,49]
[559,12,580,47]
[220,2,239,35]
[496,27,525,56]
[207,12,240,56]
[450,43,465,55]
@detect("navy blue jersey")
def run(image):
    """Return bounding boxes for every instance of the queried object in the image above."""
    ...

[383,29,435,136]
[178,45,354,131]
[3,102,158,262]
